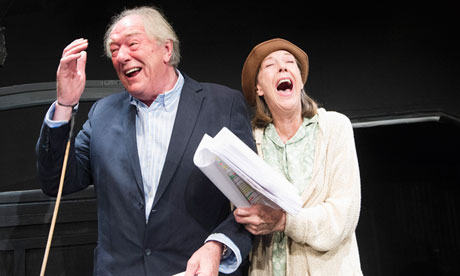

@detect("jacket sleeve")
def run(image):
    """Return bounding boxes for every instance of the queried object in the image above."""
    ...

[211,91,255,259]
[36,104,95,197]
[284,113,361,252]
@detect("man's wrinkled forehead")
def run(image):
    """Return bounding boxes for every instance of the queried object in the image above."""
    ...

[109,28,144,45]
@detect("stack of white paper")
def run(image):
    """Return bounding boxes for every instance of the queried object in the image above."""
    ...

[193,127,302,215]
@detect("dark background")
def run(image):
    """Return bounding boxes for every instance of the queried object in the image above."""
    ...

[0,0,459,275]
[1,0,459,118]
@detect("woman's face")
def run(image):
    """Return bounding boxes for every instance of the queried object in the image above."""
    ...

[256,50,303,119]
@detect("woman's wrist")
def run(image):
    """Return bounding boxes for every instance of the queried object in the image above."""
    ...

[274,211,287,232]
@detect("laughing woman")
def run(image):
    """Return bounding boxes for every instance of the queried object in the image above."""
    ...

[234,38,363,276]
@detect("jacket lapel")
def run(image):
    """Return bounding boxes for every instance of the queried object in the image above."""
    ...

[123,102,145,197]
[152,75,203,208]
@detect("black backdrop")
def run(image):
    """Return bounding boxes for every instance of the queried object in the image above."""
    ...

[1,0,459,118]
[0,1,459,275]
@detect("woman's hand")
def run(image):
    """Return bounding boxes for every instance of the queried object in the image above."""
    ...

[233,204,286,235]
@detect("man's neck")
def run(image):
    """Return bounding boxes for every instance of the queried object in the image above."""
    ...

[141,68,179,106]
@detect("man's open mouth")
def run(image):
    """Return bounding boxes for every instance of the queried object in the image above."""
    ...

[277,79,293,92]
[125,67,141,78]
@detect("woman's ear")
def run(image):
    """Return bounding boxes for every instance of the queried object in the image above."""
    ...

[256,84,264,96]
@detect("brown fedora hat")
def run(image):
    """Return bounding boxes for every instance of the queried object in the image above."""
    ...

[241,38,309,106]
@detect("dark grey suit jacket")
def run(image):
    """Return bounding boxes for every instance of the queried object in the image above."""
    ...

[36,74,255,276]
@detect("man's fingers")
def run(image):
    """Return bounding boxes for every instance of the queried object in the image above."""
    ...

[185,242,221,276]
[184,259,199,276]
[58,39,88,77]
[62,39,88,57]
[58,51,87,77]
[59,52,84,66]
[76,50,87,74]
[63,38,87,51]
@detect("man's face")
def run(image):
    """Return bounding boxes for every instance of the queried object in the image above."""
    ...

[109,14,173,102]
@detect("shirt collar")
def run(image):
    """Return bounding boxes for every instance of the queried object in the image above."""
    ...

[129,70,184,111]
[266,115,319,146]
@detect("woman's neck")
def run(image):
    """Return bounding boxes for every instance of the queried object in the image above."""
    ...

[272,112,303,143]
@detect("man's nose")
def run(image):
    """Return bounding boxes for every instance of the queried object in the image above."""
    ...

[116,46,131,63]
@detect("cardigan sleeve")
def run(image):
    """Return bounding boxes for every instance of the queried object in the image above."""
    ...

[284,112,361,252]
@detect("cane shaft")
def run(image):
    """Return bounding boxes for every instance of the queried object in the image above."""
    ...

[40,138,71,276]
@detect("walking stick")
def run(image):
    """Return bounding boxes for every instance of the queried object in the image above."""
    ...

[40,109,77,276]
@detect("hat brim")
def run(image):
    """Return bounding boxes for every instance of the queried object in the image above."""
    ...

[241,38,309,106]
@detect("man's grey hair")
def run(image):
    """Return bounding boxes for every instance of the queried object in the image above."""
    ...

[103,6,181,68]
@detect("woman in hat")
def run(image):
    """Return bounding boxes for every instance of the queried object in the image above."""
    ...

[234,38,363,275]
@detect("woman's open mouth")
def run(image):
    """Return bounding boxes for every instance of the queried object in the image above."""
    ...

[277,79,293,93]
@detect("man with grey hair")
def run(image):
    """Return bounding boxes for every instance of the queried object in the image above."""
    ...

[36,6,254,276]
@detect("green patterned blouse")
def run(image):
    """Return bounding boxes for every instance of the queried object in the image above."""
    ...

[261,115,318,276]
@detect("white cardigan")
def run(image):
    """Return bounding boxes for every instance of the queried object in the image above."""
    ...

[250,108,363,276]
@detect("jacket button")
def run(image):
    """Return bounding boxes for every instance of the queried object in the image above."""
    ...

[145,249,151,256]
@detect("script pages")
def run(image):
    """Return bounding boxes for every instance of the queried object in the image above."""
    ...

[193,127,302,215]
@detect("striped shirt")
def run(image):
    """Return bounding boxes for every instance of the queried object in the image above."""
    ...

[130,71,184,221]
